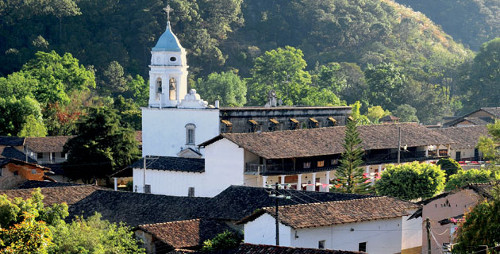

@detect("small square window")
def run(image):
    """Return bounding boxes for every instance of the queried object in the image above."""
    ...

[331,159,339,165]
[318,240,325,249]
[144,184,151,194]
[317,161,324,167]
[359,242,367,252]
[303,162,311,169]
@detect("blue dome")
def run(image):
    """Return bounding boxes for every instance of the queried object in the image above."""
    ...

[152,22,182,52]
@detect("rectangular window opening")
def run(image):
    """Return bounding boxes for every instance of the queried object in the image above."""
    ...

[318,240,325,249]
[359,242,367,252]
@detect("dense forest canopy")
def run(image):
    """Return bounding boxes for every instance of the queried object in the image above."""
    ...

[0,0,498,129]
[394,0,499,50]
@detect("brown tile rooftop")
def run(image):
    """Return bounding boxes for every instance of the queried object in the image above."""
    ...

[434,126,489,149]
[240,196,418,229]
[203,123,455,159]
[0,185,101,206]
[25,136,73,153]
[185,243,364,254]
[138,219,235,249]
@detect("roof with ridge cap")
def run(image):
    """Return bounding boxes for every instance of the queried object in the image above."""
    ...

[200,123,455,159]
[238,196,418,229]
[152,22,183,52]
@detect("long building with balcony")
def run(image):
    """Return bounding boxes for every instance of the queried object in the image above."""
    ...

[132,123,455,197]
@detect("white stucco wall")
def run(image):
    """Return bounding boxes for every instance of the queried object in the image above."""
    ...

[203,138,245,196]
[142,107,219,157]
[245,214,408,254]
[133,168,206,196]
[244,213,293,246]
[134,137,245,197]
[402,212,422,251]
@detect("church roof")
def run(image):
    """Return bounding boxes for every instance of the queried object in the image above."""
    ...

[152,22,182,52]
[130,156,205,173]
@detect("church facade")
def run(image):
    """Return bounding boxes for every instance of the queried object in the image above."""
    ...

[136,12,354,197]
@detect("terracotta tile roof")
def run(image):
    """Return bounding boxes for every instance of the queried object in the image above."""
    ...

[138,219,236,249]
[202,123,454,159]
[0,185,101,206]
[130,156,205,173]
[185,244,364,254]
[0,186,210,227]
[434,126,489,149]
[207,186,372,221]
[17,180,81,189]
[239,196,418,229]
[0,136,25,146]
[481,107,500,118]
[25,136,73,153]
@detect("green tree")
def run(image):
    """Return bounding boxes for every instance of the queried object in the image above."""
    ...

[0,96,46,137]
[0,212,53,253]
[331,119,371,194]
[299,87,344,107]
[452,186,500,253]
[113,96,142,130]
[365,63,407,111]
[436,158,462,180]
[312,62,346,94]
[48,213,145,254]
[349,101,371,126]
[21,51,96,105]
[201,230,242,252]
[459,38,500,112]
[247,46,311,106]
[195,71,247,107]
[393,104,419,123]
[63,107,140,183]
[445,169,499,191]
[366,106,390,123]
[18,115,48,137]
[477,121,500,162]
[375,162,446,200]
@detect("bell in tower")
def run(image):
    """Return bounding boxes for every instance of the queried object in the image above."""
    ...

[148,4,188,108]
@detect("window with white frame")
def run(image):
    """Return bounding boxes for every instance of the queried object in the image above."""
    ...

[186,124,196,145]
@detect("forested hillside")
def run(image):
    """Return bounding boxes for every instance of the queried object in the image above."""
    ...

[0,0,497,132]
[394,0,499,50]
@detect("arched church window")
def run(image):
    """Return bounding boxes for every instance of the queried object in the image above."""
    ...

[185,124,196,145]
[169,77,177,100]
[155,78,162,101]
[156,78,162,93]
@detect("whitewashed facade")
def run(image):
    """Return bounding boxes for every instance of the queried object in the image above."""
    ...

[133,138,245,197]
[244,210,421,254]
[141,20,219,158]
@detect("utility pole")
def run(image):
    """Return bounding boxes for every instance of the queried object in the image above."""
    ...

[269,183,291,246]
[397,126,401,164]
[275,183,279,246]
[426,218,431,254]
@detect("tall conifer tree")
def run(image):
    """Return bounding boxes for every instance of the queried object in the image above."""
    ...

[332,119,371,194]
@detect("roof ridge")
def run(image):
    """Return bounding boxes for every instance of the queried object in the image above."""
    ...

[139,218,201,227]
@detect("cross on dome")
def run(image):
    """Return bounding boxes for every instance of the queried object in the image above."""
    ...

[163,5,173,22]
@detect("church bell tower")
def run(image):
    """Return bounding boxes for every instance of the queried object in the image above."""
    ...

[148,5,188,108]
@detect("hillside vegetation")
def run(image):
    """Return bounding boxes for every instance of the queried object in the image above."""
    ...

[395,0,499,50]
[1,0,497,129]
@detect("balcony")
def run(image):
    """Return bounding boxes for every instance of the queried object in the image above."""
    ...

[365,151,443,165]
[245,163,336,176]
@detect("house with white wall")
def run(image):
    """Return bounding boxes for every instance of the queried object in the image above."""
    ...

[239,196,421,254]
[434,126,488,162]
[135,122,455,197]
